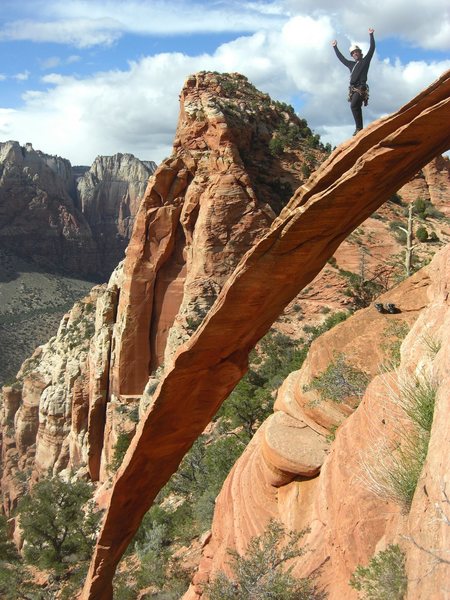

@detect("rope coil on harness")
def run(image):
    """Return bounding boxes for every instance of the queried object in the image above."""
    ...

[348,84,369,106]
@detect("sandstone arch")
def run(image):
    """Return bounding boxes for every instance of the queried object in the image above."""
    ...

[81,70,450,599]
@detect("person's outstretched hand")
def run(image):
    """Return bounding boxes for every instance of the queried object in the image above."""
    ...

[331,39,337,46]
[369,28,375,34]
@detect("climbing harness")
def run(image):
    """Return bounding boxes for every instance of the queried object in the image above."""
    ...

[348,84,369,106]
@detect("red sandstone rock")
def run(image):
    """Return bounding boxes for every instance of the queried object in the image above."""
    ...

[109,72,317,398]
[81,70,450,600]
[186,241,450,600]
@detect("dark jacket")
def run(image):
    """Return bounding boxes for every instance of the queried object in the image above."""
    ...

[334,32,375,86]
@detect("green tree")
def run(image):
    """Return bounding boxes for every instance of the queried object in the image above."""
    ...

[205,520,317,600]
[18,477,100,573]
[350,544,407,600]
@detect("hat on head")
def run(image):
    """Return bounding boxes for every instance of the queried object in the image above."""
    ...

[349,44,361,54]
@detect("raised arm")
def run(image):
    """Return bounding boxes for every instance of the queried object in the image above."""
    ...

[367,28,376,59]
[332,40,353,69]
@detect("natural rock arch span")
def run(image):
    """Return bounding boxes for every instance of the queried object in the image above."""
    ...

[81,70,450,599]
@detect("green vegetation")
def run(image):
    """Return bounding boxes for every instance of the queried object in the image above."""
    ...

[0,477,102,598]
[269,117,323,156]
[109,431,133,472]
[415,225,429,242]
[413,197,445,220]
[204,520,317,600]
[350,544,407,600]
[218,331,308,441]
[389,220,407,244]
[305,353,370,405]
[381,321,410,368]
[18,477,100,573]
[361,373,437,512]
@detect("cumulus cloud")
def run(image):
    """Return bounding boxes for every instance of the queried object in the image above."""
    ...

[283,0,450,49]
[1,6,449,165]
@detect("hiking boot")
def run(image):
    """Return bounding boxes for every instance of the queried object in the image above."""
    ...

[386,303,399,314]
[353,128,363,136]
[374,303,385,313]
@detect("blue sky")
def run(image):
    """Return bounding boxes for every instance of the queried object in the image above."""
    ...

[0,0,449,165]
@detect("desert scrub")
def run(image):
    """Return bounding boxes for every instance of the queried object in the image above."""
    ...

[109,431,132,472]
[381,320,410,368]
[350,544,407,600]
[204,520,317,600]
[360,372,437,512]
[305,353,370,405]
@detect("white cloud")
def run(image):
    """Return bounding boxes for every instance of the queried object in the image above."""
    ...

[283,0,450,50]
[0,18,122,48]
[39,56,62,69]
[13,71,30,81]
[1,9,449,165]
[0,1,288,47]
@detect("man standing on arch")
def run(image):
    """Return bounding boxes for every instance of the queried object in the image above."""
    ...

[332,28,375,135]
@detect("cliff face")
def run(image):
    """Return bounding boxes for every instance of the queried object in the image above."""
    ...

[109,71,322,396]
[0,141,99,277]
[0,68,449,599]
[0,72,319,499]
[76,153,156,275]
[0,142,154,280]
[80,70,450,599]
[398,154,450,212]
[187,245,449,599]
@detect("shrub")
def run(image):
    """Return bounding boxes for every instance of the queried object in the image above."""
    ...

[413,197,428,218]
[110,431,132,472]
[301,162,311,178]
[305,353,370,405]
[389,193,404,206]
[349,544,407,600]
[204,520,316,600]
[360,373,437,512]
[397,374,437,433]
[413,197,445,220]
[415,225,428,242]
[381,321,410,368]
[269,136,285,156]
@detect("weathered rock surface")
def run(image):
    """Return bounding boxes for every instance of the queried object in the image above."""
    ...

[0,141,99,277]
[0,142,154,279]
[185,247,440,598]
[398,154,450,215]
[108,71,320,397]
[0,73,318,504]
[80,70,450,599]
[76,153,156,275]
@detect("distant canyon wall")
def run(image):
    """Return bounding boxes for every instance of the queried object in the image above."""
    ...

[0,141,156,279]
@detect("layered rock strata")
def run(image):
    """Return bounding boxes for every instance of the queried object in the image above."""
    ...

[81,70,450,599]
[76,153,156,275]
[185,247,439,599]
[108,71,320,397]
[0,141,99,277]
[0,73,317,504]
[0,142,154,279]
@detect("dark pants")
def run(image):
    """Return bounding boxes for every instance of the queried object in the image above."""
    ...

[350,91,363,130]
